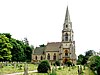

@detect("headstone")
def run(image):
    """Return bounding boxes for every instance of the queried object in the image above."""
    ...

[80,65,82,74]
[5,62,7,66]
[0,63,2,68]
[68,65,71,71]
[0,63,3,75]
[14,62,16,68]
[84,65,85,70]
[78,66,80,75]
[23,63,28,75]
[55,65,57,71]
[0,63,3,68]
[72,65,74,69]
[19,64,22,70]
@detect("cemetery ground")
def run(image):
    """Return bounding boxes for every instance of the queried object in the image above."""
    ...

[0,62,37,74]
[25,66,95,75]
[0,62,95,75]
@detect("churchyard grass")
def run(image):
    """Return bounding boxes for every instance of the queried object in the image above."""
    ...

[0,62,95,75]
[24,65,95,75]
[56,66,95,75]
[56,66,78,75]
[0,62,37,74]
[82,67,95,75]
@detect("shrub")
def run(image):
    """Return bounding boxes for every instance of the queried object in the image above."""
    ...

[37,60,50,73]
[58,67,62,70]
[66,61,72,67]
[55,61,60,66]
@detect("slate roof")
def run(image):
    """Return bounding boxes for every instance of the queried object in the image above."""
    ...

[45,42,61,52]
[33,47,45,55]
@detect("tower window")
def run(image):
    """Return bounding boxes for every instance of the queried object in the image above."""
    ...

[65,37,68,41]
[66,25,68,28]
[65,33,68,41]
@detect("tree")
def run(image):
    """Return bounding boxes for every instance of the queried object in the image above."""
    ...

[23,37,29,45]
[10,37,32,62]
[0,33,33,62]
[85,50,94,58]
[77,54,86,65]
[77,50,95,65]
[0,34,12,61]
[88,56,100,75]
[10,39,25,61]
[24,44,32,62]
[30,45,34,50]
[10,38,32,62]
[23,37,32,62]
[2,33,11,39]
[39,44,46,47]
[84,50,95,64]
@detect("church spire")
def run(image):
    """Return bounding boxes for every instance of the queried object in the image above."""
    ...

[63,6,72,30]
[64,6,71,23]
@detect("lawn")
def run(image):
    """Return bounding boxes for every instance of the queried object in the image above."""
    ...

[56,66,95,75]
[0,62,37,74]
[0,63,96,75]
[56,66,78,75]
[27,65,95,75]
[82,67,96,75]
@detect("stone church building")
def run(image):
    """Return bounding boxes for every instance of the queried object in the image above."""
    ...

[32,6,76,64]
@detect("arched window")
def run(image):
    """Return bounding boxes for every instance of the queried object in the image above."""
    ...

[41,56,43,60]
[47,53,50,60]
[65,33,68,41]
[35,56,37,60]
[53,53,56,60]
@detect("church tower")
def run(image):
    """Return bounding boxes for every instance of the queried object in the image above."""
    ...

[61,6,76,64]
[32,5,76,64]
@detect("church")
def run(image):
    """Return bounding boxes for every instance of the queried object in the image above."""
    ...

[32,6,76,64]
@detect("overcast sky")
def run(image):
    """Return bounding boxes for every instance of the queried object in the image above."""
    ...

[0,0,100,56]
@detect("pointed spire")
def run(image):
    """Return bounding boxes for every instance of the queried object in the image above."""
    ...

[64,6,71,23]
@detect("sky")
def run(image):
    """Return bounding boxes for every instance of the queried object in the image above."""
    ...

[0,0,100,56]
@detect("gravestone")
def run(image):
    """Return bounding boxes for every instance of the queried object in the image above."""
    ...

[68,65,71,71]
[0,62,3,75]
[14,62,16,68]
[23,63,28,75]
[83,65,85,70]
[78,66,80,75]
